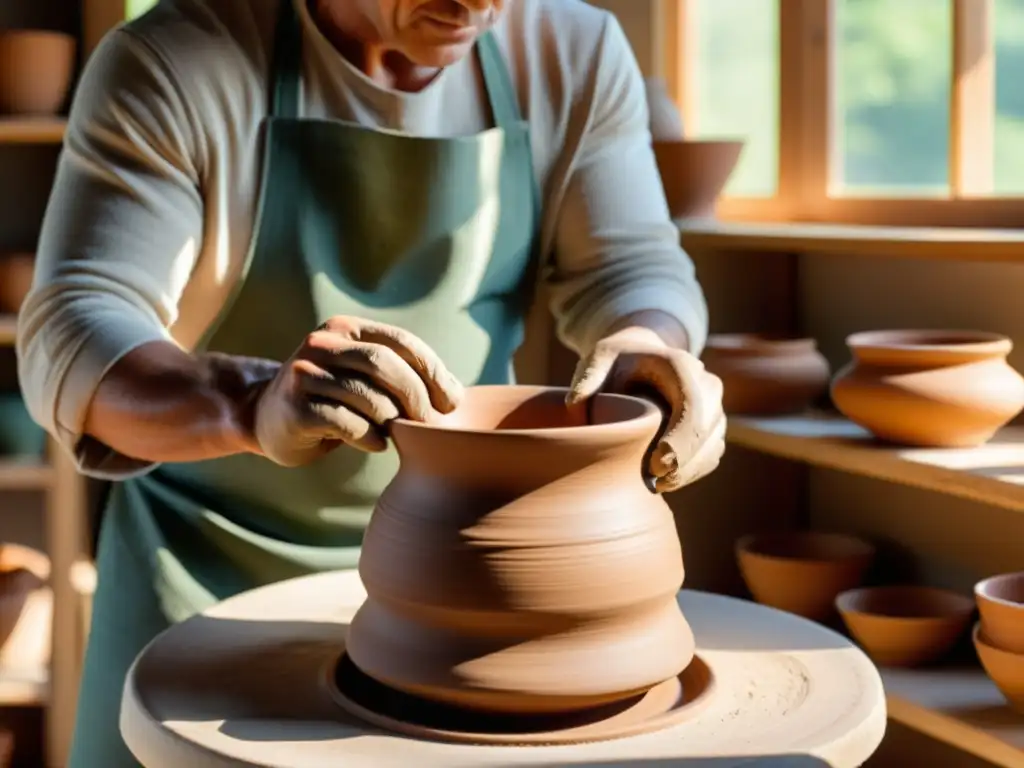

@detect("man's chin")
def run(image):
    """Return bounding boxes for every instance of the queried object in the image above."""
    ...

[403,39,478,69]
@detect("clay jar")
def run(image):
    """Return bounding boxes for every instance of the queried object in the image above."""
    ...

[0,31,76,115]
[0,253,35,315]
[348,385,693,715]
[831,330,1024,448]
[653,139,744,219]
[702,334,830,415]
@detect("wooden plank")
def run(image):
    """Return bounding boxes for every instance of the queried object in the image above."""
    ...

[679,219,1024,260]
[727,412,1024,512]
[0,118,66,145]
[0,458,53,491]
[0,317,15,347]
[884,666,1024,767]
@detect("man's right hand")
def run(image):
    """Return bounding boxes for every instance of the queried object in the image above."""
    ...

[253,316,464,467]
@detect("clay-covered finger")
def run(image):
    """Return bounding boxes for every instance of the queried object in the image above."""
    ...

[566,345,618,404]
[307,338,434,421]
[299,370,401,426]
[353,321,464,413]
[302,396,388,453]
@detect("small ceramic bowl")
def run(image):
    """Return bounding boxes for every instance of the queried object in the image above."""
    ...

[975,572,1024,654]
[653,139,745,219]
[836,586,975,667]
[973,622,1024,712]
[736,531,875,622]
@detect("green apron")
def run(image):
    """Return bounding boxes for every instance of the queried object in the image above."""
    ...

[68,3,541,764]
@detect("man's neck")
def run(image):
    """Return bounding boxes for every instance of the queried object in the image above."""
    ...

[309,0,442,92]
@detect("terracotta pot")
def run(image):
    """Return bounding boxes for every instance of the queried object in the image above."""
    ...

[836,586,974,667]
[702,334,830,416]
[0,253,35,315]
[736,532,874,622]
[831,330,1024,448]
[644,78,684,140]
[348,385,693,715]
[0,31,76,116]
[653,139,744,219]
[975,572,1024,654]
[0,545,50,672]
[973,623,1024,713]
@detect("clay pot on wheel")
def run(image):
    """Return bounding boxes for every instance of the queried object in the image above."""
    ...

[0,32,76,116]
[653,139,744,219]
[0,253,35,315]
[702,334,830,415]
[831,330,1024,448]
[348,385,693,715]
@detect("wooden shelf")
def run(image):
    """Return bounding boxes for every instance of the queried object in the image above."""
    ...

[0,458,53,491]
[727,412,1024,512]
[0,667,48,708]
[0,118,66,145]
[678,219,1024,261]
[0,316,15,346]
[883,665,1024,767]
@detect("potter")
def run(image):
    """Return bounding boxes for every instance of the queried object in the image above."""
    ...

[17,0,724,764]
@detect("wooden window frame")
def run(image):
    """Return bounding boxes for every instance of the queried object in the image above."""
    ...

[658,0,1023,228]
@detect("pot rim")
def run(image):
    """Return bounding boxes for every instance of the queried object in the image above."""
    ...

[834,585,975,619]
[845,329,1012,355]
[736,531,875,563]
[706,333,818,355]
[392,385,663,438]
[975,572,1024,608]
[972,621,1023,660]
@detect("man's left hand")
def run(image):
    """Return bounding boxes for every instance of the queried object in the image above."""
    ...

[567,326,726,493]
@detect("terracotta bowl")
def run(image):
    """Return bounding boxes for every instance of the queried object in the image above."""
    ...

[0,253,35,315]
[975,572,1024,654]
[0,31,76,116]
[736,531,874,622]
[836,586,974,667]
[653,139,745,219]
[702,334,830,416]
[973,622,1024,712]
[831,329,1024,448]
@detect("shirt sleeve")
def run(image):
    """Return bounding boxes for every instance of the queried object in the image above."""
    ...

[545,13,709,357]
[16,29,206,480]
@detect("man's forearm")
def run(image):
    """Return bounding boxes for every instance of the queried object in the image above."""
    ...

[82,341,272,464]
[601,310,692,352]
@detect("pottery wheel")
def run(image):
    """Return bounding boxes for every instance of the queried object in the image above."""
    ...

[121,570,887,768]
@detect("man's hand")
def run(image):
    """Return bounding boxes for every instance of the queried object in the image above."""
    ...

[567,325,725,493]
[254,316,464,466]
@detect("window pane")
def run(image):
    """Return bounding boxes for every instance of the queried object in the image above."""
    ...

[835,0,952,196]
[126,0,157,20]
[995,0,1024,194]
[689,0,779,197]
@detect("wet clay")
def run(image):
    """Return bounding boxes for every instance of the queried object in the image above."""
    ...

[831,330,1024,447]
[347,385,693,715]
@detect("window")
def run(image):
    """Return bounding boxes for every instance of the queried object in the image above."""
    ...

[668,0,1024,226]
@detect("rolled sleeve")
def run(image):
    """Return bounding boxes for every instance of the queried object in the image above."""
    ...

[545,14,709,357]
[16,29,205,479]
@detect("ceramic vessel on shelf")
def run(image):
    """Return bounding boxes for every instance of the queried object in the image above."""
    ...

[0,31,76,115]
[347,385,692,715]
[0,545,50,672]
[973,623,1024,712]
[835,586,974,667]
[653,139,744,220]
[830,329,1024,448]
[644,77,684,140]
[0,253,35,315]
[702,334,830,416]
[975,572,1024,654]
[736,531,874,622]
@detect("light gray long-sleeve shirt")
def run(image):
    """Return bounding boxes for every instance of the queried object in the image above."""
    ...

[16,0,708,479]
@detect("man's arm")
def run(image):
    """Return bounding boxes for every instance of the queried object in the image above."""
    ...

[17,29,261,479]
[545,13,708,358]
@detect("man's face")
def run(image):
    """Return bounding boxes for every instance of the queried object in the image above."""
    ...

[364,0,506,67]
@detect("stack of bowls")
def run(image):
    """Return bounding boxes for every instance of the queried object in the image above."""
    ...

[974,573,1024,711]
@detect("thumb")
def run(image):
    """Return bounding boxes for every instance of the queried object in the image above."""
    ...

[567,347,617,404]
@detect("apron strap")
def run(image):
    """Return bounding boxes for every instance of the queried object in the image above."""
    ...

[269,0,523,128]
[270,0,303,118]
